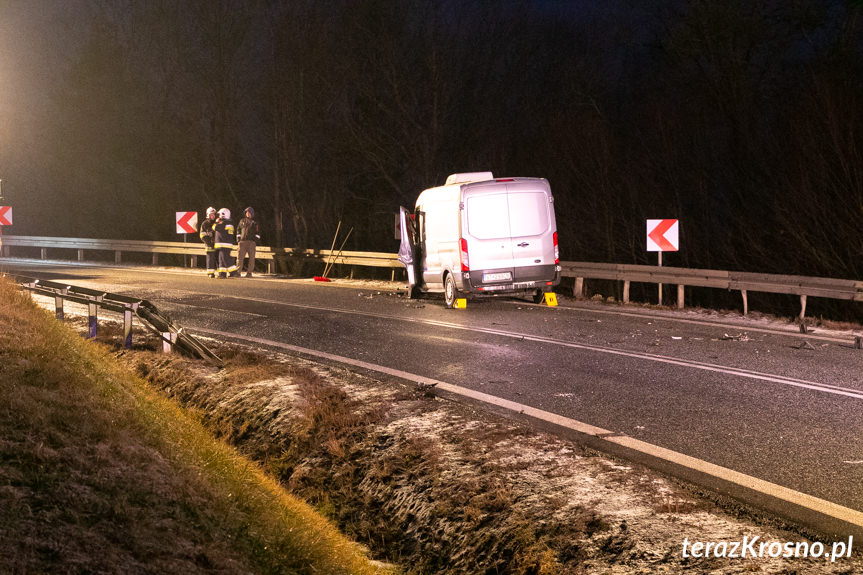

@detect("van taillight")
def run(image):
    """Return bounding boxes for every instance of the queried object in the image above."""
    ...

[460,238,470,271]
[553,232,559,264]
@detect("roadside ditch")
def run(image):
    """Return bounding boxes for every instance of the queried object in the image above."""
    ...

[75,318,862,574]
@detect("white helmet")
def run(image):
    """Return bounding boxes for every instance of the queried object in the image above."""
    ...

[218,208,230,219]
[206,206,216,216]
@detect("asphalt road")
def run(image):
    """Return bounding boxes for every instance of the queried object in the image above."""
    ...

[5,260,863,527]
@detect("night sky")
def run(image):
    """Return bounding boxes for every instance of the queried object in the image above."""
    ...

[0,0,861,281]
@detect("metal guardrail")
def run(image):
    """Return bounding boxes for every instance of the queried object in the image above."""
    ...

[2,235,862,323]
[560,262,863,320]
[8,274,222,365]
[0,235,400,274]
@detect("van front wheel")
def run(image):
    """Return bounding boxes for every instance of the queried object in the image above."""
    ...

[444,274,459,308]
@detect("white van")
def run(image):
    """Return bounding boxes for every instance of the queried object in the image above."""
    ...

[398,172,560,308]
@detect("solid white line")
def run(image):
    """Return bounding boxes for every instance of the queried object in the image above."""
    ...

[195,327,863,530]
[211,294,863,401]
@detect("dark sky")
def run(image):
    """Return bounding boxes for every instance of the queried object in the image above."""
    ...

[0,0,861,284]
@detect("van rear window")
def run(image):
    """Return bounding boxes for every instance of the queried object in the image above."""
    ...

[508,191,549,237]
[466,190,549,239]
[467,193,511,239]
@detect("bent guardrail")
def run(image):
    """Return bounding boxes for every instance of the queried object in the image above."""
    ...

[8,274,223,365]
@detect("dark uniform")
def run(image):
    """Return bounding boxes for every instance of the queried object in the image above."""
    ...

[199,210,218,277]
[214,209,239,278]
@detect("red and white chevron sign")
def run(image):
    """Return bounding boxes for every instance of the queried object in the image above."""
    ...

[176,211,198,234]
[0,206,12,226]
[646,219,679,252]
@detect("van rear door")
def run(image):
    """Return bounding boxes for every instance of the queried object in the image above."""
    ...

[462,188,515,274]
[507,186,554,267]
[462,181,554,273]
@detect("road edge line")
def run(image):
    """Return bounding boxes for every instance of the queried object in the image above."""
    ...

[195,327,863,541]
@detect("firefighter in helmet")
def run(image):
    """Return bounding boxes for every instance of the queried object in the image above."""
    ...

[199,206,218,277]
[214,208,240,278]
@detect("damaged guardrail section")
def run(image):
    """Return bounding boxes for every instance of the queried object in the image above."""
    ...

[8,274,222,366]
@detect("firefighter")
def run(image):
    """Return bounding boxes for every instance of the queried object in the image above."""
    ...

[214,208,240,278]
[199,207,218,277]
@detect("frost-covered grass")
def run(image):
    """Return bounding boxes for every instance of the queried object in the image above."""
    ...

[0,278,391,575]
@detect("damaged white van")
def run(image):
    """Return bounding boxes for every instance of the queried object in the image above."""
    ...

[398,172,561,308]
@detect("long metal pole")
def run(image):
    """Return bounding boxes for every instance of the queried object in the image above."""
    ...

[323,221,341,277]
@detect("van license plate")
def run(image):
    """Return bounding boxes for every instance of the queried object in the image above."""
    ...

[483,272,512,282]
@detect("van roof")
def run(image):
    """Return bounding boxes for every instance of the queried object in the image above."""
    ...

[416,177,551,208]
[444,172,494,185]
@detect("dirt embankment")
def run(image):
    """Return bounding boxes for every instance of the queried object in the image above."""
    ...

[106,328,860,575]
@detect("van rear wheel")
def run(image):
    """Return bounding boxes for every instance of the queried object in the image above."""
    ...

[444,274,459,308]
[532,289,546,304]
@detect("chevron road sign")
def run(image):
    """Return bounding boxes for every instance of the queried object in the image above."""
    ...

[646,219,679,252]
[176,211,198,234]
[0,206,12,226]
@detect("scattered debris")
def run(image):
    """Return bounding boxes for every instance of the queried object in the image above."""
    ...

[796,341,817,351]
[721,333,751,342]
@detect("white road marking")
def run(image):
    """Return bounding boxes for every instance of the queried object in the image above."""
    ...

[195,327,863,531]
[208,294,863,401]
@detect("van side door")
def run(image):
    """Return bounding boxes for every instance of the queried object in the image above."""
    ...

[397,206,419,289]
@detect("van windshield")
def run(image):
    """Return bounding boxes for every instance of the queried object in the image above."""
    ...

[466,190,549,239]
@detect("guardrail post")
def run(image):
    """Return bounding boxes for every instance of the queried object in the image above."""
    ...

[2,245,8,257]
[856,336,862,350]
[124,308,134,349]
[799,295,807,321]
[161,332,177,353]
[77,249,84,261]
[41,248,47,260]
[115,251,122,264]
[55,288,68,319]
[190,255,197,268]
[741,290,749,316]
[623,280,630,304]
[152,253,158,266]
[88,302,98,339]
[677,285,685,310]
[574,277,584,298]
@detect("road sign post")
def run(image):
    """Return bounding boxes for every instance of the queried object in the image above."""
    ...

[176,211,198,268]
[647,219,679,307]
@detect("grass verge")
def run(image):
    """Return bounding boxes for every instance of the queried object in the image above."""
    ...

[0,277,392,574]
